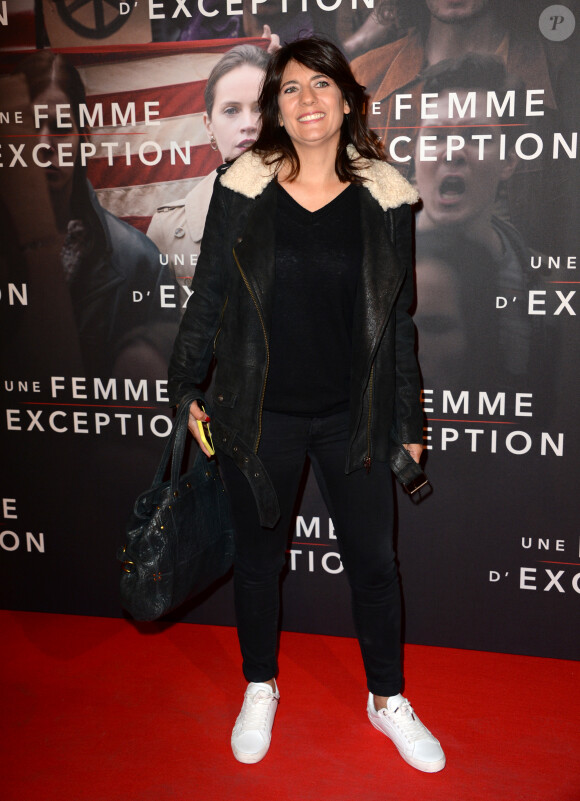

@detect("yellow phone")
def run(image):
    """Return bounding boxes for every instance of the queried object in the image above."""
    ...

[196,412,215,455]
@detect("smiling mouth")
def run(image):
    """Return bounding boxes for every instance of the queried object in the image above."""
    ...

[237,139,255,149]
[439,175,466,197]
[298,112,325,122]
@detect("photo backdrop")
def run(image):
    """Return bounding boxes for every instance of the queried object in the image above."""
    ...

[0,0,578,661]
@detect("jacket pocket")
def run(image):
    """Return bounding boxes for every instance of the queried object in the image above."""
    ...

[214,388,238,409]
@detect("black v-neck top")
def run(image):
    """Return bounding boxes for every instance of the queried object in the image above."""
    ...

[263,181,363,416]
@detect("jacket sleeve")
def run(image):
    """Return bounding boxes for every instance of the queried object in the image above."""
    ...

[167,178,229,407]
[391,203,423,444]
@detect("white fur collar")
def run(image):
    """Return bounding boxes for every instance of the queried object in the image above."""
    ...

[219,145,419,210]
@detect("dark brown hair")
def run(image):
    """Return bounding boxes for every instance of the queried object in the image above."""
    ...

[204,44,269,118]
[15,50,94,223]
[252,36,386,182]
[422,54,525,148]
[16,50,88,132]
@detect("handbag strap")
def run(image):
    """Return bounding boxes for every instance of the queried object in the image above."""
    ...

[150,394,200,491]
[169,396,197,492]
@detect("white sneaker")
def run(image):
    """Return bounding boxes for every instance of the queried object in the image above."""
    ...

[231,681,280,764]
[367,692,446,773]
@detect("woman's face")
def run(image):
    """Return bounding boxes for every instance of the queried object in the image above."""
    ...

[33,84,80,195]
[204,64,263,162]
[277,60,349,153]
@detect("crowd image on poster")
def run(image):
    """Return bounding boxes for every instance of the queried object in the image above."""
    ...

[0,0,578,660]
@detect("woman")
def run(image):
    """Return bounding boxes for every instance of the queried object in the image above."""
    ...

[13,50,176,379]
[147,45,269,310]
[168,37,445,772]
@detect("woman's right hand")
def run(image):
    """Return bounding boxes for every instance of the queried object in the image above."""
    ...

[187,400,213,457]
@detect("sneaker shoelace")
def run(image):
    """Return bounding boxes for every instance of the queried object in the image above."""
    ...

[384,699,429,743]
[240,691,276,732]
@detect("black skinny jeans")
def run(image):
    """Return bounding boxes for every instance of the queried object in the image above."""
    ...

[218,409,403,697]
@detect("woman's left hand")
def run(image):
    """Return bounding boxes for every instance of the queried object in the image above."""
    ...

[403,443,423,463]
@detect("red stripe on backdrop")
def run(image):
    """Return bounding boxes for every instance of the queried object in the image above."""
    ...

[62,38,267,65]
[86,81,207,124]
[0,38,267,73]
[87,143,222,189]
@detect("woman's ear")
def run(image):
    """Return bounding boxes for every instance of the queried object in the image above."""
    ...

[203,111,213,140]
[499,145,518,181]
[344,101,350,115]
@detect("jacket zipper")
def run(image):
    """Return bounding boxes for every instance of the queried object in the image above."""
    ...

[213,296,229,355]
[364,364,374,473]
[360,252,407,473]
[232,247,269,452]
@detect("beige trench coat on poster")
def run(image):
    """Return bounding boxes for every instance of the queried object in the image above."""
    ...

[147,170,217,313]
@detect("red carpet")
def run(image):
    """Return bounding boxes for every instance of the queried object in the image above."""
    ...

[1,610,579,801]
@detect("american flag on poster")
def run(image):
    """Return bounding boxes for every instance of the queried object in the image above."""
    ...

[64,40,265,233]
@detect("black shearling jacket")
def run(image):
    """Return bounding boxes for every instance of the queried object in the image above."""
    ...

[168,148,423,527]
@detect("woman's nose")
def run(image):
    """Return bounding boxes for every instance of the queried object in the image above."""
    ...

[447,149,467,166]
[239,110,258,132]
[434,141,466,165]
[38,124,54,147]
[300,86,315,105]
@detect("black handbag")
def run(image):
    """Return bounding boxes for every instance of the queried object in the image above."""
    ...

[118,397,235,621]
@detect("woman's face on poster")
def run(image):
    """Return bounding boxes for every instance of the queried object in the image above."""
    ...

[414,89,517,230]
[33,84,80,195]
[204,64,263,162]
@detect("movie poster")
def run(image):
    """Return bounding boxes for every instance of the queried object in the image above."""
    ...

[0,0,578,660]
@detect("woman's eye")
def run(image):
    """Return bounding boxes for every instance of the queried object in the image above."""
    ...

[315,80,330,88]
[223,106,239,115]
[283,86,297,94]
